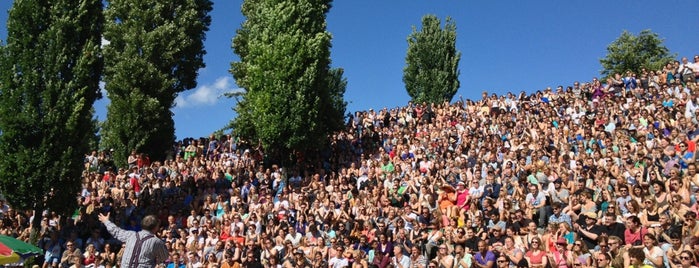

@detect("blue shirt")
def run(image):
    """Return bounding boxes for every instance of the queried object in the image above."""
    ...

[166,262,185,268]
[549,213,572,227]
[475,250,496,266]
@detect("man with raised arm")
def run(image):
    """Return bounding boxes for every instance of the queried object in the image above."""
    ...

[98,212,168,267]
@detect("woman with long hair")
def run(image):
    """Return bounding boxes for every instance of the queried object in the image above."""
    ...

[578,192,597,221]
[100,243,117,267]
[642,233,664,267]
[557,222,577,246]
[542,223,559,252]
[627,199,643,217]
[651,180,670,209]
[501,236,524,266]
[524,237,548,268]
[570,239,591,266]
[630,185,645,205]
[505,226,526,250]
[641,197,663,227]
[605,202,624,223]
[82,244,99,266]
[202,252,218,268]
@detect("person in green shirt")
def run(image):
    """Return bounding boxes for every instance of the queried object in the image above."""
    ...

[381,156,395,178]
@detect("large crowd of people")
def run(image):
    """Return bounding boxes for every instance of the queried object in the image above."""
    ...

[1,55,698,268]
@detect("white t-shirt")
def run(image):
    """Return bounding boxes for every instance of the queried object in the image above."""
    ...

[329,257,349,268]
[392,254,411,268]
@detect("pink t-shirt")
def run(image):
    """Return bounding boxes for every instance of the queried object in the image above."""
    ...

[456,190,469,207]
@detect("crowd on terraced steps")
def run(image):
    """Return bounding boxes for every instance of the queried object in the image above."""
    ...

[1,55,699,268]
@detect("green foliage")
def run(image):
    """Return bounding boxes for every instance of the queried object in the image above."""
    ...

[229,0,346,165]
[600,29,676,78]
[404,15,461,104]
[0,0,103,219]
[101,0,212,166]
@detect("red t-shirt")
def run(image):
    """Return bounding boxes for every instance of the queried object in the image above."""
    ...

[624,227,647,246]
[525,250,546,265]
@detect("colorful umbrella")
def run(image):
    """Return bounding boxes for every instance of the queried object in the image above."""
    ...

[0,235,43,256]
[0,252,20,265]
[0,241,12,256]
[0,241,21,265]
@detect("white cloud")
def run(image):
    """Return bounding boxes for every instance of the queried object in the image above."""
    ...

[175,76,242,108]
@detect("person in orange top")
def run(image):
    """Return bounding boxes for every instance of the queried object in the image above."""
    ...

[439,185,457,219]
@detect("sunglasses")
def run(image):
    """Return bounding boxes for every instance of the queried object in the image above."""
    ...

[681,256,692,260]
[497,260,508,263]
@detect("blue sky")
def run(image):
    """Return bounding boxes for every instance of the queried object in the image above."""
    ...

[1,1,698,140]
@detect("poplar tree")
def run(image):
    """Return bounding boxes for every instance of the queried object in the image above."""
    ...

[229,0,347,165]
[404,15,461,104]
[101,0,212,165]
[0,0,103,234]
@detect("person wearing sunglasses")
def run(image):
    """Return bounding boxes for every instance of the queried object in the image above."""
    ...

[594,252,612,268]
[524,238,548,268]
[677,250,698,268]
[570,239,591,266]
[496,256,510,268]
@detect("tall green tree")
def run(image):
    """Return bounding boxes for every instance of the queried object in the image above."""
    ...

[403,15,461,104]
[0,0,103,234]
[600,29,676,78]
[229,0,347,165]
[101,0,212,166]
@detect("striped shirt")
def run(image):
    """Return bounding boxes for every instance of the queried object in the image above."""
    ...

[104,221,169,268]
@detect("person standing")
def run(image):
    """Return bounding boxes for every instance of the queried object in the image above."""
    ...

[98,213,168,268]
